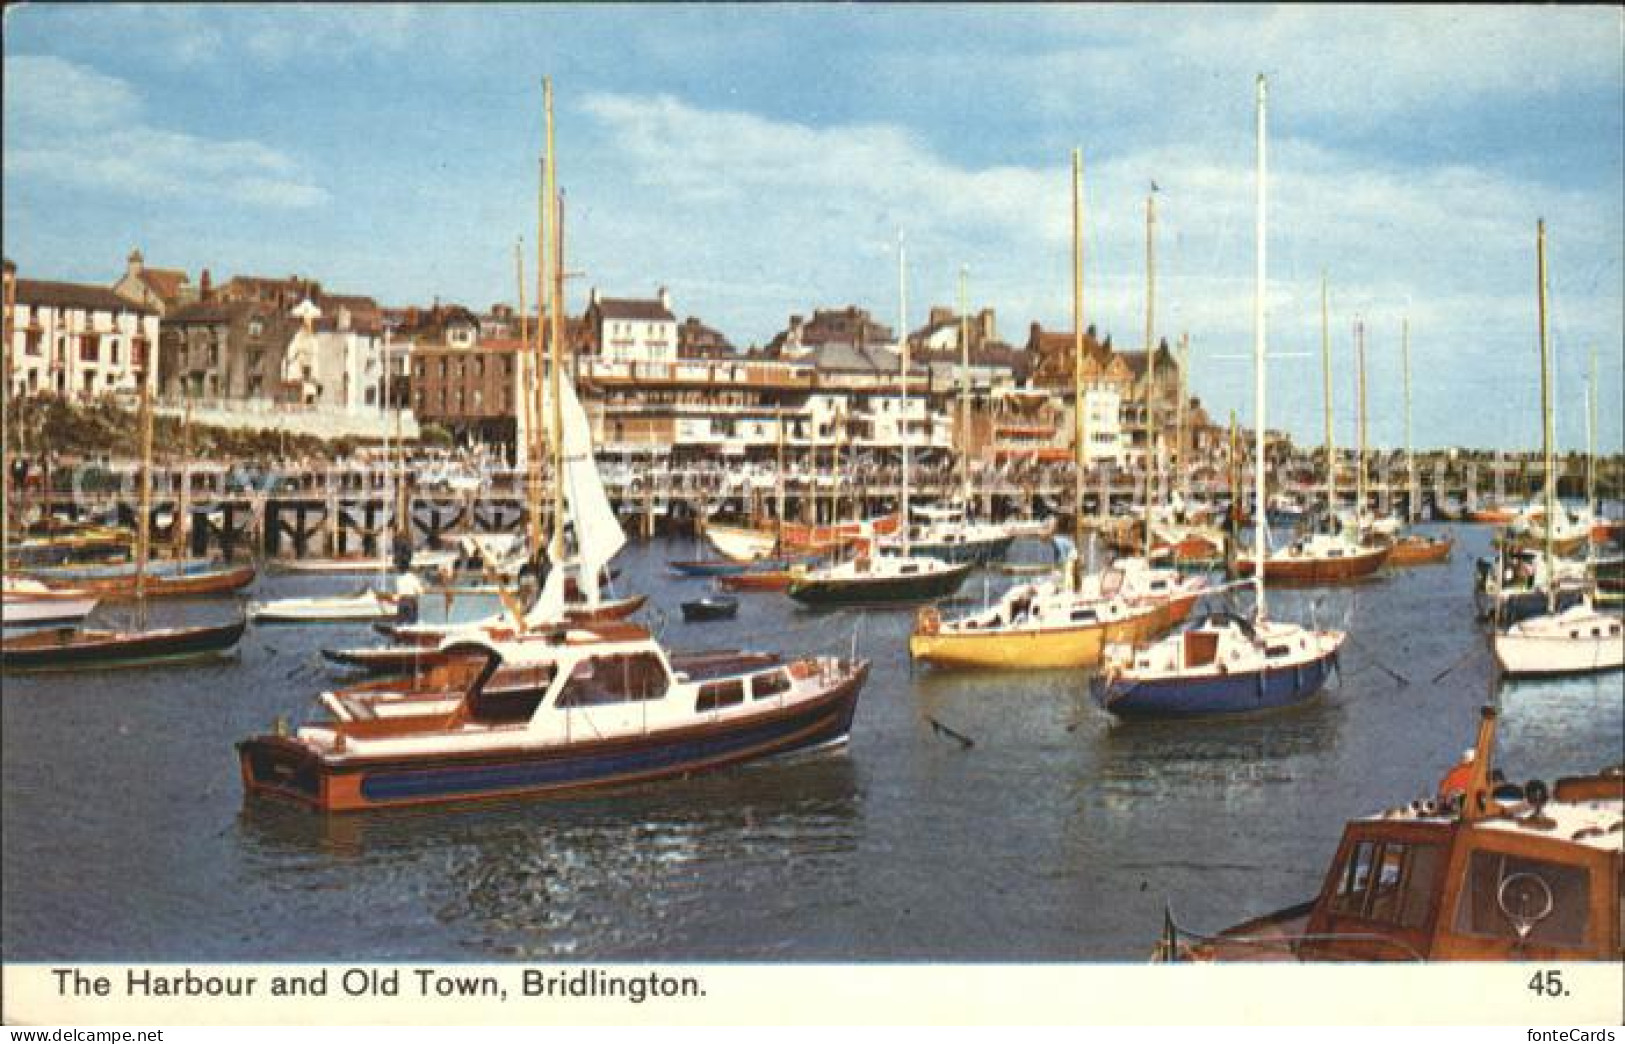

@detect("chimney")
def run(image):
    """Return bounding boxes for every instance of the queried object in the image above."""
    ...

[126,249,144,282]
[199,269,213,301]
[658,286,672,312]
[980,308,996,343]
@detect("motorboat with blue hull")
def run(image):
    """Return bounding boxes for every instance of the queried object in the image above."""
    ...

[239,628,871,812]
[1093,614,1341,720]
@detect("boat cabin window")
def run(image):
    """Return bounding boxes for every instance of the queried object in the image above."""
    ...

[696,678,745,712]
[1265,645,1291,659]
[899,564,920,576]
[752,670,792,700]
[466,666,555,725]
[1451,851,1591,948]
[555,653,670,708]
[1329,839,1444,929]
[1070,609,1097,624]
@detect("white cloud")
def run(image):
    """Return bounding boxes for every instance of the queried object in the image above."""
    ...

[572,90,1619,448]
[3,54,327,208]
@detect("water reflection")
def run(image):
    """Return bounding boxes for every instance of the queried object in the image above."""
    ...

[235,754,861,958]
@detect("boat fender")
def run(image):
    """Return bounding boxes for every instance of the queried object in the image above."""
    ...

[916,607,941,636]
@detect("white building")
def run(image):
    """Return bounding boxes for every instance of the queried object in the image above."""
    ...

[281,299,385,413]
[5,275,160,400]
[584,287,678,364]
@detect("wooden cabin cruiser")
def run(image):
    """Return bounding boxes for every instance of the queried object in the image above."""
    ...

[1234,531,1389,585]
[238,628,870,812]
[1160,707,1623,961]
[786,551,972,608]
[1093,611,1344,720]
[1492,595,1624,677]
[909,557,1204,670]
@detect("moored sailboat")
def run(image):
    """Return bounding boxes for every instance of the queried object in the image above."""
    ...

[1491,220,1624,678]
[787,236,970,608]
[1094,75,1346,720]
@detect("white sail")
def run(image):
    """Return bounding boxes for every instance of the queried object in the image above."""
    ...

[556,373,626,606]
[524,557,568,627]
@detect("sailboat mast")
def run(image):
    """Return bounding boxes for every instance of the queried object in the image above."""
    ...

[545,78,565,565]
[1356,318,1367,522]
[530,148,547,557]
[514,238,528,476]
[898,234,911,558]
[1176,332,1188,500]
[173,391,192,562]
[1402,317,1414,522]
[1321,273,1334,520]
[134,372,154,604]
[1252,73,1268,620]
[775,410,786,545]
[1536,219,1554,612]
[1071,148,1087,572]
[1587,343,1597,534]
[958,265,971,507]
[1143,191,1157,558]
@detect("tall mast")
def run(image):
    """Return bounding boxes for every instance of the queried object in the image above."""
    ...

[1142,191,1157,558]
[1321,272,1334,521]
[1587,343,1597,537]
[530,144,547,557]
[134,369,154,607]
[545,77,565,565]
[514,237,528,476]
[1176,332,1189,500]
[897,233,911,557]
[1402,317,1414,522]
[1355,318,1368,523]
[774,409,786,545]
[1536,219,1554,612]
[172,388,192,562]
[1252,73,1268,620]
[1071,148,1087,578]
[958,265,971,507]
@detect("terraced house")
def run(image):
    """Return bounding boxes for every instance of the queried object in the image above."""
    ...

[4,262,160,400]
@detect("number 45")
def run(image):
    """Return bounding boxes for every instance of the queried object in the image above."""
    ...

[1528,970,1568,997]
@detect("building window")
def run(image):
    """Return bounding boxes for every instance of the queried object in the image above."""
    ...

[248,318,264,337]
[80,338,98,362]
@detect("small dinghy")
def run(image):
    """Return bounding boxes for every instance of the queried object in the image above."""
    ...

[681,594,739,622]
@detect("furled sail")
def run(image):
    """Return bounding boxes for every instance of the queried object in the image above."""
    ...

[556,374,625,606]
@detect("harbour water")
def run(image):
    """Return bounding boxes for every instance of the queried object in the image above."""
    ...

[3,523,1620,961]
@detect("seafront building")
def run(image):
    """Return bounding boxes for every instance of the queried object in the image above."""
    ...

[2,254,1213,473]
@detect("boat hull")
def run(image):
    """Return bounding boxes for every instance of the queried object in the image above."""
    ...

[2,595,99,627]
[1093,646,1339,720]
[0,618,247,671]
[909,601,1181,670]
[1492,628,1625,677]
[1234,546,1389,584]
[787,562,972,607]
[239,663,869,812]
[1386,535,1454,566]
[65,564,257,600]
[681,598,739,622]
[718,570,796,592]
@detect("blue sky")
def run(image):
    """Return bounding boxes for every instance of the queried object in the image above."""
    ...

[4,4,1621,451]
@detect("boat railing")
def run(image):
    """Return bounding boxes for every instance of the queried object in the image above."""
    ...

[1158,903,1426,962]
